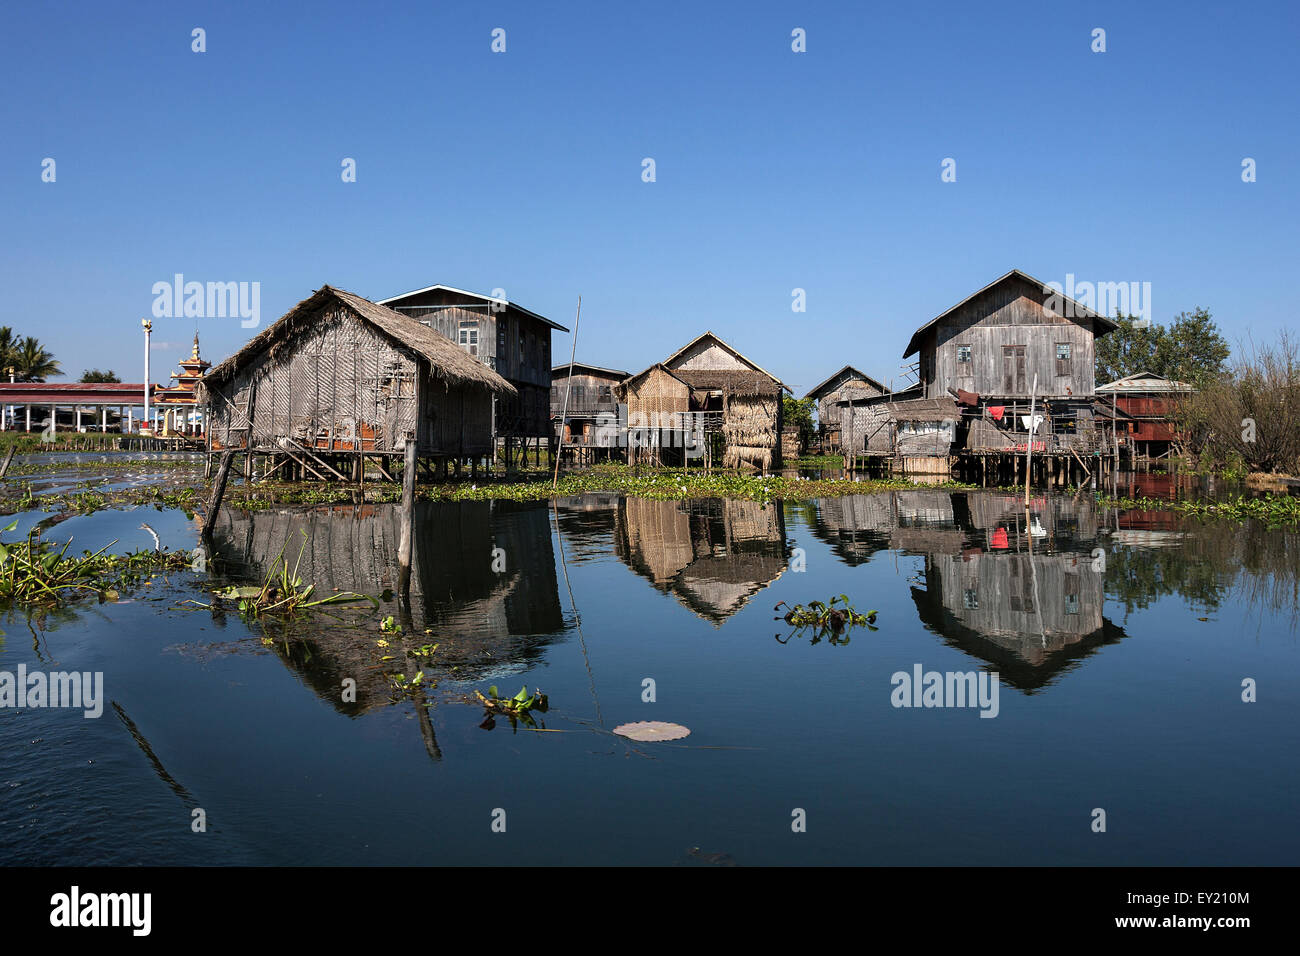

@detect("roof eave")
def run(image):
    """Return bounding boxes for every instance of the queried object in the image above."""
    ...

[377,283,570,332]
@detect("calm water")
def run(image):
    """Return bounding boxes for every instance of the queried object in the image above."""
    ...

[2,476,1297,865]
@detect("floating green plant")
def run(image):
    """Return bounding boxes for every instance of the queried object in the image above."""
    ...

[201,533,376,617]
[774,596,878,645]
[475,685,549,730]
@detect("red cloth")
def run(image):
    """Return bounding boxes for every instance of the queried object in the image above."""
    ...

[988,406,1005,421]
[990,527,1009,550]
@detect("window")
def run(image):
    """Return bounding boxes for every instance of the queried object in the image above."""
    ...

[458,321,479,357]
[1055,342,1072,376]
[957,344,971,364]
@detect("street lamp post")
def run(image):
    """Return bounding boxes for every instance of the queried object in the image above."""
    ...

[141,319,152,436]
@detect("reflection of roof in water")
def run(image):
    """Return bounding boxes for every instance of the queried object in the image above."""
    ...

[807,488,1125,690]
[205,500,566,714]
[614,497,789,625]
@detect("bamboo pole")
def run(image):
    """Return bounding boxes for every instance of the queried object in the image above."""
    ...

[552,295,582,491]
[1024,374,1037,508]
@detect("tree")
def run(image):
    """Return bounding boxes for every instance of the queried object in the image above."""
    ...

[80,369,121,383]
[11,337,61,382]
[1095,307,1229,389]
[1179,331,1300,474]
[782,395,816,451]
[0,327,16,375]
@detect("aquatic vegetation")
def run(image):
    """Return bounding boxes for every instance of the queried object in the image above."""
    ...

[475,685,549,730]
[204,534,377,617]
[0,520,111,604]
[0,519,194,605]
[1097,492,1300,528]
[613,720,691,742]
[774,596,878,645]
[379,614,402,634]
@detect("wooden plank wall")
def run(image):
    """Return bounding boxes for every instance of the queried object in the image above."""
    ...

[924,275,1100,400]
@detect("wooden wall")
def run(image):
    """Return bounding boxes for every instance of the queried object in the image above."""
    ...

[206,304,494,456]
[815,374,885,433]
[550,369,623,418]
[382,288,556,437]
[920,274,1102,400]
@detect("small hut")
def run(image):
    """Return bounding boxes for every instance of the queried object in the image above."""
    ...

[804,365,888,452]
[550,361,629,464]
[198,285,516,479]
[619,332,787,471]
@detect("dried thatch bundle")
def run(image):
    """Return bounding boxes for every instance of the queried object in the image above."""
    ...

[723,394,778,470]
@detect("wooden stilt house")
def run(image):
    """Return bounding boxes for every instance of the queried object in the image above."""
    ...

[197,286,516,479]
[804,365,889,452]
[377,284,568,469]
[550,362,629,464]
[618,332,788,471]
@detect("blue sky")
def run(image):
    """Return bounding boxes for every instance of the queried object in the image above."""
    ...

[2,0,1296,395]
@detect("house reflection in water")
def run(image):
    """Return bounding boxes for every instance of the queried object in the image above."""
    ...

[206,501,565,716]
[813,490,1126,690]
[613,497,789,625]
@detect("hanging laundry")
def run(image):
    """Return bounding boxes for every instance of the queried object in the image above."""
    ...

[1020,414,1044,432]
[988,406,1005,421]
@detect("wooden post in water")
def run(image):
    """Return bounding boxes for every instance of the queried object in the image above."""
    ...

[1024,375,1037,509]
[202,450,236,540]
[398,439,418,574]
[0,445,16,480]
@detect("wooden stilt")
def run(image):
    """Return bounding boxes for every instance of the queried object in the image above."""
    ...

[202,450,236,540]
[398,440,418,574]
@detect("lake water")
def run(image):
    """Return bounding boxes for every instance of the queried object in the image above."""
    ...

[2,479,1297,866]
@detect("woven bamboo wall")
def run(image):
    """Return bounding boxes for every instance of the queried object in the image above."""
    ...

[206,304,494,455]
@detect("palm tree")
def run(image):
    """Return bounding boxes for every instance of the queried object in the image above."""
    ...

[12,337,61,382]
[0,327,16,377]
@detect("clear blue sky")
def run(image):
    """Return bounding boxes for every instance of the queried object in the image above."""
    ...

[2,0,1296,395]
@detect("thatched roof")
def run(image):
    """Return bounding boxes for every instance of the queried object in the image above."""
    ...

[200,286,517,396]
[671,368,783,396]
[903,269,1118,358]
